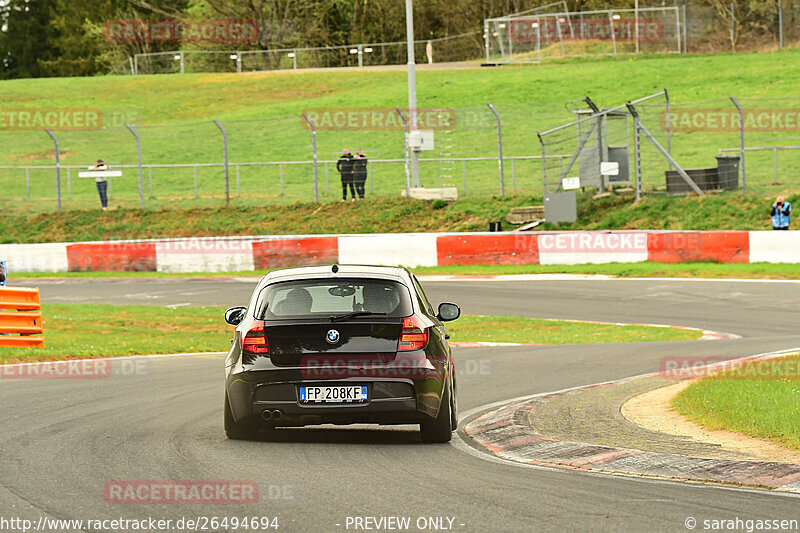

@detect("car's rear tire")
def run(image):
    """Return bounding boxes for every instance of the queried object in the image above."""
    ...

[420,380,453,443]
[224,392,258,440]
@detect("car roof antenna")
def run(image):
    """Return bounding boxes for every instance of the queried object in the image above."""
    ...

[332,264,339,273]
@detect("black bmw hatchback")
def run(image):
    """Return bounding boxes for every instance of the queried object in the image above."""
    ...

[223,265,461,442]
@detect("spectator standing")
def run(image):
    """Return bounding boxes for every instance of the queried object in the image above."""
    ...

[771,196,792,230]
[90,158,110,210]
[353,150,368,200]
[0,260,6,286]
[336,148,356,201]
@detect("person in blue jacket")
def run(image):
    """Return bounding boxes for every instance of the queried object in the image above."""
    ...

[771,196,791,230]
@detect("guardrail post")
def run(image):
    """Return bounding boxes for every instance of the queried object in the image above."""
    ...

[126,124,146,208]
[773,147,778,183]
[213,120,230,206]
[45,129,61,211]
[730,96,746,195]
[301,114,320,203]
[26,168,30,200]
[633,113,642,202]
[511,158,516,193]
[487,104,505,197]
[626,102,703,196]
[538,134,547,195]
[395,108,411,196]
[236,165,240,196]
[665,88,673,169]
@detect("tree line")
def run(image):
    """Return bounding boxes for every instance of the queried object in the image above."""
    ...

[0,0,794,79]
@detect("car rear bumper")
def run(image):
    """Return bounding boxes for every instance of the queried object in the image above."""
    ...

[226,369,443,426]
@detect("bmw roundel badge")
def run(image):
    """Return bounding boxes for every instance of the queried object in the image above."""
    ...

[326,329,340,344]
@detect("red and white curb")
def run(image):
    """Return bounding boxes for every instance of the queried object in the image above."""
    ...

[457,348,800,494]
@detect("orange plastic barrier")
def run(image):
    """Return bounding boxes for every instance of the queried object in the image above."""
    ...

[0,287,44,348]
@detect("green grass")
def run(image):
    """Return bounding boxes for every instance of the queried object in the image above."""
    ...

[0,305,699,363]
[2,49,800,212]
[673,355,800,450]
[0,304,228,361]
[447,315,700,344]
[2,189,800,245]
[413,262,800,280]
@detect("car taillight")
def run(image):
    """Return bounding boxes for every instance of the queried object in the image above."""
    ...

[242,321,269,354]
[399,316,428,351]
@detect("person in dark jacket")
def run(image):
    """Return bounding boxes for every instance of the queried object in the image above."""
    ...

[336,148,356,201]
[0,260,6,286]
[771,196,792,230]
[353,150,368,200]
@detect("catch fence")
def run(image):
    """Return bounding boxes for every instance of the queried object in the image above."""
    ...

[2,96,799,212]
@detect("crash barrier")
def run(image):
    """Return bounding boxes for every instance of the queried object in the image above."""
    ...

[1,231,800,273]
[0,287,44,348]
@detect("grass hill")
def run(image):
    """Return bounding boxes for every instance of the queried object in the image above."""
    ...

[0,49,798,237]
[0,191,794,244]
[1,49,800,213]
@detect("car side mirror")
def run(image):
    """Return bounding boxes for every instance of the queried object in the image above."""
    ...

[437,302,461,322]
[225,307,247,325]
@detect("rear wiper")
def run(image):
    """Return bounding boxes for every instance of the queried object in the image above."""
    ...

[329,311,387,322]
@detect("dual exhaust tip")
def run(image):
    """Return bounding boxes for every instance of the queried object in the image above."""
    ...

[261,409,283,421]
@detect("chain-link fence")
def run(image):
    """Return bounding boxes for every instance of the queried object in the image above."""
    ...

[538,91,674,196]
[2,96,799,212]
[484,2,800,64]
[126,33,482,75]
[485,6,681,63]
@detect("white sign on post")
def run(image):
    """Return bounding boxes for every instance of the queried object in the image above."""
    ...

[600,162,619,176]
[408,130,435,151]
[561,177,581,190]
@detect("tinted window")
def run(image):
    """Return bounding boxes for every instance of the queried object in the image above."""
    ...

[256,278,413,319]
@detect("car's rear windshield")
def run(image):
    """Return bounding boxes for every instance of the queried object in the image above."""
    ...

[255,278,413,319]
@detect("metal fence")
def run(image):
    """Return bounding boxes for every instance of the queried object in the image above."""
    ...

[1,155,572,210]
[123,33,482,75]
[2,96,800,212]
[485,6,682,63]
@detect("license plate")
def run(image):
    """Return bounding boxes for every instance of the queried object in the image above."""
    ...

[299,385,368,403]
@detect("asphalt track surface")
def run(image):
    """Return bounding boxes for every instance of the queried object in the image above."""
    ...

[3,276,800,532]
